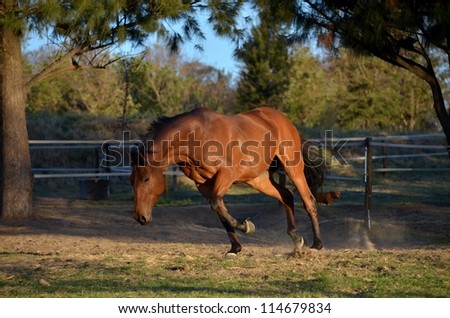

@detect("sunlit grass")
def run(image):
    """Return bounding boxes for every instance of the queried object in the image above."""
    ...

[1,247,449,297]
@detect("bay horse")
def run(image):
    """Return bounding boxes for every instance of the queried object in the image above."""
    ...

[130,107,323,256]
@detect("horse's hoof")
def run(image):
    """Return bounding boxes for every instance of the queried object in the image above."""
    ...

[297,236,305,248]
[243,219,255,234]
[311,241,323,250]
[225,252,238,258]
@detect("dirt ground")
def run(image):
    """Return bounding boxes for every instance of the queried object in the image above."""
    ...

[1,196,449,257]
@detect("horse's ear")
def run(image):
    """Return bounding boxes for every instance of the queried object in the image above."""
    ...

[129,146,143,167]
[129,147,136,166]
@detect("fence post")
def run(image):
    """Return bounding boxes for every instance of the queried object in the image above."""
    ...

[94,147,100,173]
[102,143,111,173]
[381,140,388,176]
[364,137,373,230]
[164,165,178,200]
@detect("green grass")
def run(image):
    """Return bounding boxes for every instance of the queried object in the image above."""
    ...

[1,247,449,297]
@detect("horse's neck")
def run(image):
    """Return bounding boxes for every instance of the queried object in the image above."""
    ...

[148,125,197,167]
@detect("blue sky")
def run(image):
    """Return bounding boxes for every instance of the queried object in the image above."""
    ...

[23,5,260,82]
[180,34,242,79]
[24,18,244,81]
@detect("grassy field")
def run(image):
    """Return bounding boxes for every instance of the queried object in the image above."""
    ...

[1,242,449,298]
[1,185,449,298]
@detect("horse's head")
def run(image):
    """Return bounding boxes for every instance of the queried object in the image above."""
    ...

[130,149,166,225]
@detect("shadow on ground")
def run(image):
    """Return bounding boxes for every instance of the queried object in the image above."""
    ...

[1,195,449,253]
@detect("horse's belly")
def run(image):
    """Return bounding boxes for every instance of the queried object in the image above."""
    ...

[180,165,215,184]
[231,163,269,183]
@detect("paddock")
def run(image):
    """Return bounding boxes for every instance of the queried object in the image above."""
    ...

[0,133,448,297]
[0,195,449,297]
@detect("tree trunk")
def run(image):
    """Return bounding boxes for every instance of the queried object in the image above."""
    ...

[393,54,450,153]
[426,76,450,153]
[0,26,33,219]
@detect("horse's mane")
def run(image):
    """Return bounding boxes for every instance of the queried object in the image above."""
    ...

[145,108,206,140]
[146,115,174,140]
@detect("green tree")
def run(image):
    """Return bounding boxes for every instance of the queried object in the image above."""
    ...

[284,48,437,131]
[331,51,436,131]
[295,0,450,149]
[126,50,189,115]
[0,0,245,219]
[27,54,126,115]
[25,44,237,118]
[282,47,335,127]
[236,1,294,109]
[122,46,236,116]
[179,61,237,113]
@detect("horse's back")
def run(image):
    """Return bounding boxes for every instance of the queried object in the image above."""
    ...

[190,106,291,126]
[238,107,300,140]
[187,107,299,144]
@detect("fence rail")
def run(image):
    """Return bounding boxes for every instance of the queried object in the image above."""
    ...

[29,133,449,229]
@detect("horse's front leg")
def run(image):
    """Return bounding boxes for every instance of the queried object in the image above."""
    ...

[210,196,255,255]
[218,214,242,255]
[210,196,256,234]
[196,180,253,255]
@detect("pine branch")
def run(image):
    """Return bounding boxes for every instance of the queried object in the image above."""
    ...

[25,46,84,90]
[24,44,119,90]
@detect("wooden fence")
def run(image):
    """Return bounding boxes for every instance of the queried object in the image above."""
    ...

[29,133,449,228]
[307,133,449,229]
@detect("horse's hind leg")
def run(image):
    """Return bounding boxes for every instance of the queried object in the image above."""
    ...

[283,163,322,250]
[246,171,305,254]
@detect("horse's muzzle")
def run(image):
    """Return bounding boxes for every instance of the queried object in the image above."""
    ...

[135,214,152,225]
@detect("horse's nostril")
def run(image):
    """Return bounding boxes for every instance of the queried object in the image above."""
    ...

[138,215,147,225]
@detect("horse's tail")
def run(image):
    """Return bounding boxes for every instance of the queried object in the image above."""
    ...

[302,142,325,196]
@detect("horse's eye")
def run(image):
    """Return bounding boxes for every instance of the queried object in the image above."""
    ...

[143,176,150,183]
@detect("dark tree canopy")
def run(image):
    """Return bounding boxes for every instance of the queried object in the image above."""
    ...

[294,0,450,148]
[20,0,246,88]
